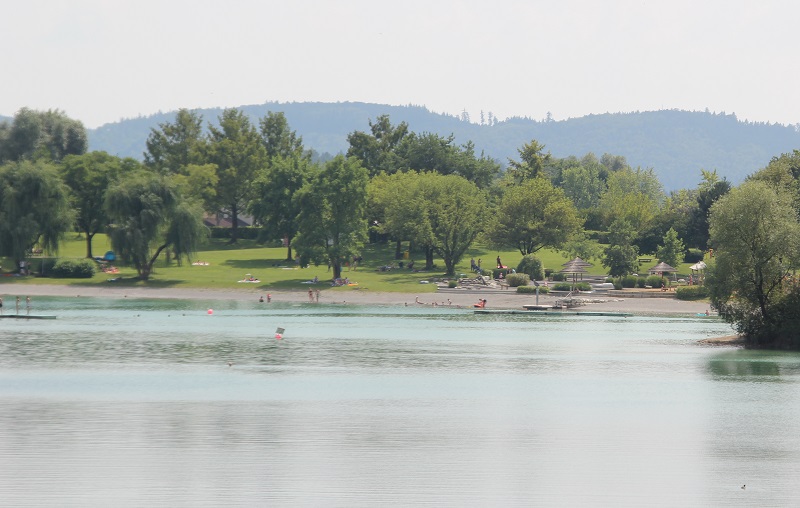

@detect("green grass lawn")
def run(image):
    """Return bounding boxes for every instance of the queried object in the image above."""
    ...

[1,234,702,292]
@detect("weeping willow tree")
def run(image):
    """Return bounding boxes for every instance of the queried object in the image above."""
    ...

[105,171,207,280]
[0,160,74,269]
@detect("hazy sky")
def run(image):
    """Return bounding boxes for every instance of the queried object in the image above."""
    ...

[4,0,798,128]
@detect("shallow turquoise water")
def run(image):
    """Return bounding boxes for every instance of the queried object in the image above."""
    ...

[1,296,799,506]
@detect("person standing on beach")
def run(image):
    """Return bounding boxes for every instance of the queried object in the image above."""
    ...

[315,289,320,302]
[26,296,31,315]
[0,296,3,315]
[308,288,314,302]
[16,296,20,314]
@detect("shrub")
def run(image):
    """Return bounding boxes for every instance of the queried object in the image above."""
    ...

[505,273,530,287]
[209,226,260,240]
[637,277,647,288]
[676,285,708,300]
[612,279,623,290]
[517,285,549,294]
[684,248,705,263]
[552,272,566,282]
[621,275,638,288]
[646,275,665,288]
[50,259,96,278]
[447,280,458,288]
[552,282,572,291]
[516,255,544,281]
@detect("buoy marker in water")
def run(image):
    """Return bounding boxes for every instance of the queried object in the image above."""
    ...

[275,326,285,339]
[207,309,213,315]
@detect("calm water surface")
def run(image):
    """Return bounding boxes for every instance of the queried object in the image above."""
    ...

[1,296,799,507]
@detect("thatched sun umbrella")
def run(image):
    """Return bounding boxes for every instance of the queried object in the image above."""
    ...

[648,261,678,285]
[561,260,589,291]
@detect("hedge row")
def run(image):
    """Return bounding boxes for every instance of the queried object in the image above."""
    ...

[51,259,96,278]
[517,285,550,294]
[675,285,709,300]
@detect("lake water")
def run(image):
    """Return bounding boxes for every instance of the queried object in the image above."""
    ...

[1,296,799,507]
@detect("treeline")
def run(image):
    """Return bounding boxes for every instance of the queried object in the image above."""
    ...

[0,106,740,279]
[86,102,800,191]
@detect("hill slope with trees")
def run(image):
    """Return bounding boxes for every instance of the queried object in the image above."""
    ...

[87,103,800,191]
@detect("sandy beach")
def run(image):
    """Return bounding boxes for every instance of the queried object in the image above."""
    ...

[4,283,719,316]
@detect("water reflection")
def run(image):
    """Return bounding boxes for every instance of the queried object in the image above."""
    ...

[707,350,800,379]
[3,297,800,505]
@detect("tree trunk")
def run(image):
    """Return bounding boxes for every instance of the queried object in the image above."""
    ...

[425,246,434,270]
[332,260,342,280]
[228,205,239,244]
[285,236,293,262]
[445,258,455,276]
[85,233,95,259]
[395,240,403,259]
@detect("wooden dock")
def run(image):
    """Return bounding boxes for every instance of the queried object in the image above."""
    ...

[0,314,57,320]
[474,309,632,317]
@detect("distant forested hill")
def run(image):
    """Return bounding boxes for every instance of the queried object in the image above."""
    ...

[87,102,800,191]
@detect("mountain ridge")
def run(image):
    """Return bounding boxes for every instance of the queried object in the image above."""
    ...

[86,102,800,191]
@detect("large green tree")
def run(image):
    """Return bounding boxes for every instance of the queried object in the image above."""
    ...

[599,167,664,245]
[0,108,87,164]
[250,155,316,261]
[143,109,206,174]
[505,139,551,183]
[0,160,74,268]
[105,171,207,280]
[60,152,134,258]
[381,172,485,274]
[486,177,582,255]
[206,109,266,243]
[346,114,409,176]
[259,111,306,160]
[293,156,369,279]
[707,180,800,349]
[602,219,640,277]
[423,173,486,275]
[655,228,685,268]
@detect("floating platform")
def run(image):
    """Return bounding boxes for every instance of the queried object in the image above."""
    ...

[474,309,633,317]
[0,314,57,320]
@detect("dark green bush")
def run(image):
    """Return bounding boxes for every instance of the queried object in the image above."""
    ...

[51,259,96,278]
[552,272,566,282]
[684,248,705,263]
[621,275,638,288]
[552,282,571,291]
[209,226,260,240]
[646,275,665,288]
[517,285,549,294]
[676,285,708,300]
[505,273,530,287]
[447,280,458,288]
[516,255,544,281]
[637,277,647,288]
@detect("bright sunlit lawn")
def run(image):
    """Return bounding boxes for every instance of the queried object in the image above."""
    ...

[1,233,699,293]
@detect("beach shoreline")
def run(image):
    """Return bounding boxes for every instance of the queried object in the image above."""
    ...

[2,282,715,314]
[1,283,739,344]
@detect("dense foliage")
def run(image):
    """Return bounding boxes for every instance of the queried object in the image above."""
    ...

[50,258,96,278]
[5,106,800,349]
[707,180,800,349]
